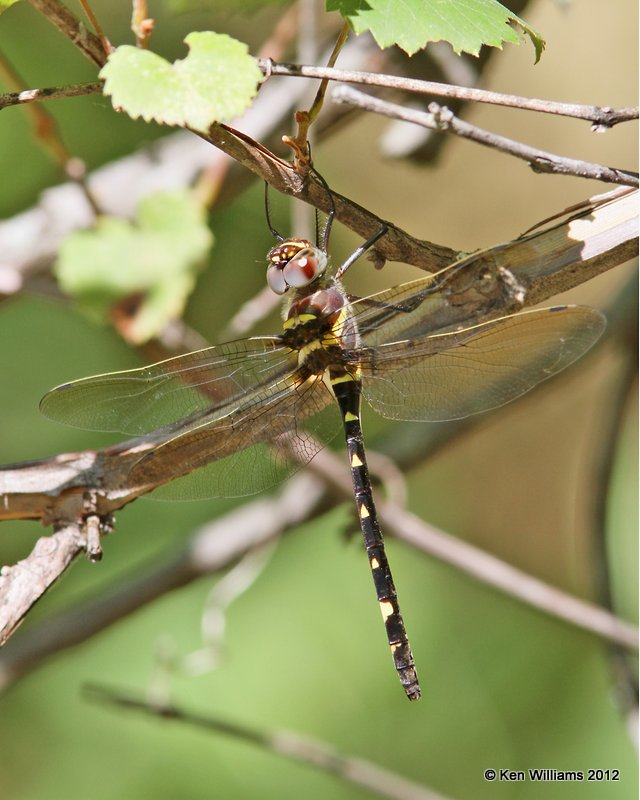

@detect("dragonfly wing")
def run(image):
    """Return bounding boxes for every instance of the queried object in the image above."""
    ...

[129,371,338,500]
[349,266,486,346]
[359,306,605,422]
[40,337,293,435]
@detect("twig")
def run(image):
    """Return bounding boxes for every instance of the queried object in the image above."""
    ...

[0,280,637,683]
[0,187,636,521]
[0,80,103,111]
[0,474,326,689]
[306,447,639,651]
[78,0,112,55]
[0,55,101,212]
[260,60,638,129]
[1,39,447,300]
[25,0,108,67]
[0,291,637,683]
[0,524,86,645]
[331,86,639,188]
[0,55,73,165]
[86,685,450,800]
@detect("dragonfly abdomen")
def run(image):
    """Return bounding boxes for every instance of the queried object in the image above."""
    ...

[330,367,420,701]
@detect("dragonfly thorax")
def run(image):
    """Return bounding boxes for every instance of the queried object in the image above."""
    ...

[283,285,360,356]
[266,239,328,295]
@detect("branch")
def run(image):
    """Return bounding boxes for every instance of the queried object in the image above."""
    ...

[2,427,637,689]
[0,39,457,296]
[0,204,636,669]
[0,81,103,111]
[86,685,451,800]
[0,474,326,688]
[0,524,86,645]
[261,60,639,128]
[1,187,636,520]
[26,0,108,67]
[331,86,639,188]
[306,448,639,651]
[199,123,457,270]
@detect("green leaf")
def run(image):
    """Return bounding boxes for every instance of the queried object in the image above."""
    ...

[56,191,213,343]
[99,31,264,133]
[0,0,20,13]
[328,0,545,61]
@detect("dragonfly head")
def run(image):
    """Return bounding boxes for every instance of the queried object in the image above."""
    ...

[266,239,328,295]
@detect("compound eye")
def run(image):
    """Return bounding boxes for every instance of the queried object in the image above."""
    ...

[282,248,327,288]
[266,265,288,295]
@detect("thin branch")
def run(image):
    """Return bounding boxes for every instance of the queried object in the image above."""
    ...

[305,448,639,651]
[1,312,638,682]
[0,524,86,645]
[0,281,637,681]
[131,0,154,49]
[78,0,113,55]
[86,685,450,800]
[1,419,637,689]
[260,60,639,128]
[1,39,450,301]
[25,0,108,67]
[0,187,636,522]
[0,474,326,689]
[0,80,103,111]
[331,86,639,188]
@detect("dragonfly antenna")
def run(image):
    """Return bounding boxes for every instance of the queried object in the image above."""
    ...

[264,182,285,242]
[309,166,336,254]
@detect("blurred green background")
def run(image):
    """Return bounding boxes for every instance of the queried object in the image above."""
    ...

[0,1,637,799]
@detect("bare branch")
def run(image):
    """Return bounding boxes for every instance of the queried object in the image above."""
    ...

[261,60,639,128]
[307,448,639,651]
[0,474,325,689]
[25,0,108,67]
[0,38,457,297]
[0,524,86,645]
[199,122,457,270]
[87,685,451,800]
[331,86,639,188]
[0,189,636,658]
[1,187,636,521]
[0,81,103,111]
[2,390,637,688]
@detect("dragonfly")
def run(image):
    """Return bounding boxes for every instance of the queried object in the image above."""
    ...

[40,179,606,701]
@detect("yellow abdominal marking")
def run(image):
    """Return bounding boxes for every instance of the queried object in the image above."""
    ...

[344,411,359,422]
[359,503,370,519]
[379,601,394,621]
[330,372,355,385]
[351,453,363,467]
[370,556,380,569]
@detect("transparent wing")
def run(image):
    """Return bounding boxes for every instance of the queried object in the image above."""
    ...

[356,306,605,421]
[131,372,338,500]
[40,337,294,435]
[40,336,340,499]
[348,264,485,346]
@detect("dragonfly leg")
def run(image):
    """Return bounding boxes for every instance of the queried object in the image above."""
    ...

[330,370,420,701]
[334,225,388,281]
